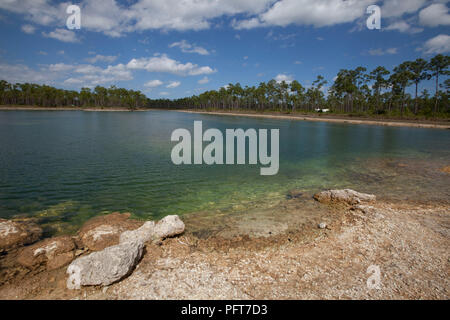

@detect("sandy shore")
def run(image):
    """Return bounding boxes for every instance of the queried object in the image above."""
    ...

[2,106,449,129]
[0,194,448,300]
[178,110,450,130]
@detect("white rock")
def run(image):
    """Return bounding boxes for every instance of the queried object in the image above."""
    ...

[153,215,185,239]
[120,221,155,245]
[318,222,327,229]
[67,241,144,289]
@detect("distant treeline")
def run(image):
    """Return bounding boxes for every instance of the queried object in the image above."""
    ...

[1,54,449,117]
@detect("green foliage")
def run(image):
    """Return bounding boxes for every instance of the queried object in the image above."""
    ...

[0,55,448,118]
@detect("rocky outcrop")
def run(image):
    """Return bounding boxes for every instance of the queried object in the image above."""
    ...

[67,215,185,289]
[0,219,42,252]
[119,215,185,245]
[313,189,376,205]
[17,236,76,270]
[153,215,185,239]
[67,241,144,289]
[78,212,143,251]
[120,221,155,245]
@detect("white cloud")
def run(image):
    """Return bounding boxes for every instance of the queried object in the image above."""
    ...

[368,48,398,56]
[420,34,450,55]
[419,3,450,27]
[294,61,302,65]
[127,54,216,76]
[0,0,441,37]
[385,20,423,33]
[166,81,181,88]
[233,0,373,29]
[57,50,65,55]
[159,91,169,96]
[128,0,274,32]
[169,40,210,55]
[198,76,210,84]
[85,54,118,64]
[381,0,427,18]
[42,28,79,43]
[0,63,57,84]
[144,80,164,88]
[275,74,293,83]
[21,24,35,34]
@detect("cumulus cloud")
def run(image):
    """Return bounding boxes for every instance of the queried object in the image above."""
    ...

[0,63,57,84]
[85,54,118,64]
[42,28,79,43]
[381,0,427,18]
[368,48,398,56]
[169,40,210,55]
[197,77,210,84]
[166,81,181,88]
[21,24,35,34]
[126,54,216,76]
[420,34,450,55]
[385,20,423,33]
[275,74,293,83]
[0,0,442,37]
[419,3,450,27]
[233,0,373,29]
[144,80,164,88]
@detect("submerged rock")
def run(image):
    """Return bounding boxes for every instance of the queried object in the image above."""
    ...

[78,212,143,251]
[286,189,303,200]
[67,241,144,289]
[313,189,376,205]
[0,218,42,252]
[17,236,76,270]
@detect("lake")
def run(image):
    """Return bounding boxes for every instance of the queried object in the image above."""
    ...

[0,110,449,235]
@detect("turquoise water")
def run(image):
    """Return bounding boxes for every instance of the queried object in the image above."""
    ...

[0,110,449,235]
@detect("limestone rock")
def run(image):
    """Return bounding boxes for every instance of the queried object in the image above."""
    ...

[120,221,156,245]
[78,212,143,251]
[66,241,144,289]
[153,215,185,239]
[0,218,42,252]
[313,189,376,205]
[17,236,76,270]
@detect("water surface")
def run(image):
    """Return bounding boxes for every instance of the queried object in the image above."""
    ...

[0,110,449,235]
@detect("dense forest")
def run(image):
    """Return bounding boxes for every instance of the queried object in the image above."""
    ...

[1,54,449,118]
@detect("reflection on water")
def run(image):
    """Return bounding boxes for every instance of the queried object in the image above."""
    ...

[0,110,449,235]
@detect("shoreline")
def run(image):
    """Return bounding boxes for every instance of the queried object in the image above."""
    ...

[1,106,449,129]
[177,110,450,130]
[0,193,448,300]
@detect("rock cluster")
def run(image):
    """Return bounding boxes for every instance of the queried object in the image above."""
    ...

[78,212,143,251]
[66,215,185,289]
[17,236,76,270]
[313,189,376,205]
[0,218,42,252]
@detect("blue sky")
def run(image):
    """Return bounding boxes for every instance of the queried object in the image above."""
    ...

[0,0,449,99]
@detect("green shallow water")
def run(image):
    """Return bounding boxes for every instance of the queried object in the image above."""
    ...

[0,110,449,235]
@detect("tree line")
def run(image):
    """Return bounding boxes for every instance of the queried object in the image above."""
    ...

[169,54,449,117]
[0,82,148,110]
[0,54,448,117]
